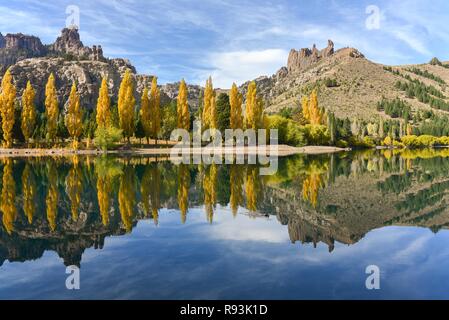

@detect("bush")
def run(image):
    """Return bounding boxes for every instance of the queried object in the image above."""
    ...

[303,124,330,145]
[286,121,306,146]
[94,126,123,150]
[336,139,348,148]
[267,115,307,146]
[401,135,437,148]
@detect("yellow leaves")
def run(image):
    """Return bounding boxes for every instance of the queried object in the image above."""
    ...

[66,83,83,149]
[1,160,17,234]
[177,164,190,223]
[245,166,259,212]
[21,80,36,144]
[203,163,217,223]
[149,77,161,141]
[230,165,244,216]
[202,77,217,130]
[118,70,136,139]
[46,162,59,232]
[230,83,243,130]
[177,79,190,130]
[66,157,83,221]
[302,174,323,208]
[245,81,264,130]
[22,164,36,224]
[45,73,59,142]
[118,166,136,233]
[0,69,17,148]
[140,87,151,139]
[96,77,111,128]
[301,89,323,125]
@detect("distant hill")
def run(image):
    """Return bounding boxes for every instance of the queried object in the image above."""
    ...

[1,27,449,130]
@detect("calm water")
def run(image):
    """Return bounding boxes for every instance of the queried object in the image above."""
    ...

[2,150,449,299]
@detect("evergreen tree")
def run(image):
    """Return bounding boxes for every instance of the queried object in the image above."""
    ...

[216,93,231,132]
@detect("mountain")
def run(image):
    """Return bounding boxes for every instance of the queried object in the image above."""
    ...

[1,27,449,125]
[0,27,202,111]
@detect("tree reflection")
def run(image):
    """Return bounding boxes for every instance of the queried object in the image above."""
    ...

[95,157,122,226]
[1,160,17,234]
[118,165,136,233]
[245,166,260,213]
[46,161,59,231]
[230,165,244,216]
[22,163,36,224]
[203,163,217,223]
[66,156,83,221]
[177,164,190,224]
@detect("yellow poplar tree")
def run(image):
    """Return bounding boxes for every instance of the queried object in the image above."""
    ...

[244,81,264,130]
[140,87,151,144]
[177,164,190,224]
[118,70,136,141]
[21,81,36,145]
[149,77,161,144]
[66,83,83,149]
[96,77,111,128]
[46,162,58,231]
[66,157,82,221]
[0,69,17,148]
[202,77,217,129]
[302,89,323,125]
[177,79,190,130]
[118,166,136,233]
[45,73,59,143]
[230,83,243,130]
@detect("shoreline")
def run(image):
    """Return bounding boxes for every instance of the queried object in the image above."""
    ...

[0,145,349,158]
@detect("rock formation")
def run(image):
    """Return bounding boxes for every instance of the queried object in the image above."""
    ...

[287,40,335,73]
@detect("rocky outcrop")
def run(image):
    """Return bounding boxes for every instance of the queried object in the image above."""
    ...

[0,32,47,70]
[49,27,105,61]
[287,40,335,73]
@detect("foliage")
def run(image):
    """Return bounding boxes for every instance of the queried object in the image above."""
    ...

[21,81,36,144]
[303,124,330,145]
[118,69,136,140]
[65,83,83,149]
[177,79,190,130]
[45,73,59,143]
[149,77,161,143]
[94,126,123,150]
[96,77,111,128]
[229,83,243,130]
[202,77,216,129]
[216,92,230,132]
[0,69,17,147]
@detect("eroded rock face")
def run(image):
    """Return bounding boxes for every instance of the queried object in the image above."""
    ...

[0,32,47,69]
[49,27,105,61]
[287,40,335,73]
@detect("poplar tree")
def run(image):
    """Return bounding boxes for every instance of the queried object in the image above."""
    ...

[177,79,190,130]
[230,83,243,130]
[0,69,16,148]
[96,77,111,128]
[118,70,136,142]
[149,77,161,145]
[66,83,83,149]
[202,77,216,129]
[45,73,59,143]
[140,87,151,144]
[244,81,263,130]
[21,81,36,146]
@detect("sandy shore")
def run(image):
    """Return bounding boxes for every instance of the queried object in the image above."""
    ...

[0,145,349,158]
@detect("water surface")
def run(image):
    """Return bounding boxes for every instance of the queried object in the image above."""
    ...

[1,150,449,299]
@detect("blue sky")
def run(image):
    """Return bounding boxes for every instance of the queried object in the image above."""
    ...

[1,0,448,88]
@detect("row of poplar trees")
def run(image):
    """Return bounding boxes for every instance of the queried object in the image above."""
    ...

[0,68,264,149]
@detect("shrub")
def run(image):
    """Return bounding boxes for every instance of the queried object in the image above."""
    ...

[336,139,348,148]
[286,121,306,146]
[94,126,123,150]
[303,124,330,145]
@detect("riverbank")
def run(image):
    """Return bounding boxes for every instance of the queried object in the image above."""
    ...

[0,145,349,158]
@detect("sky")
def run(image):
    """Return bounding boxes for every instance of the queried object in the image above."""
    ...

[0,0,448,88]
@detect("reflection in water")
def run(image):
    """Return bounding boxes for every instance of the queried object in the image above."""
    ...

[1,160,16,234]
[3,149,449,267]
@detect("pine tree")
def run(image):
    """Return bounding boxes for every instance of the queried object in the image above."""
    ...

[0,69,17,148]
[149,77,161,144]
[118,70,136,142]
[66,83,83,149]
[202,77,216,129]
[96,77,111,128]
[21,81,36,146]
[140,87,151,144]
[177,79,190,130]
[45,73,59,143]
[230,83,243,130]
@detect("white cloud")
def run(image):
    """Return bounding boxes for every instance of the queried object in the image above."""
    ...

[197,49,288,88]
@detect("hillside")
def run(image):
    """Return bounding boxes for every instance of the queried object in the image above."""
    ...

[1,27,449,127]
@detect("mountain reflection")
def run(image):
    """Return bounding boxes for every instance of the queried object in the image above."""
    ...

[2,149,449,265]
